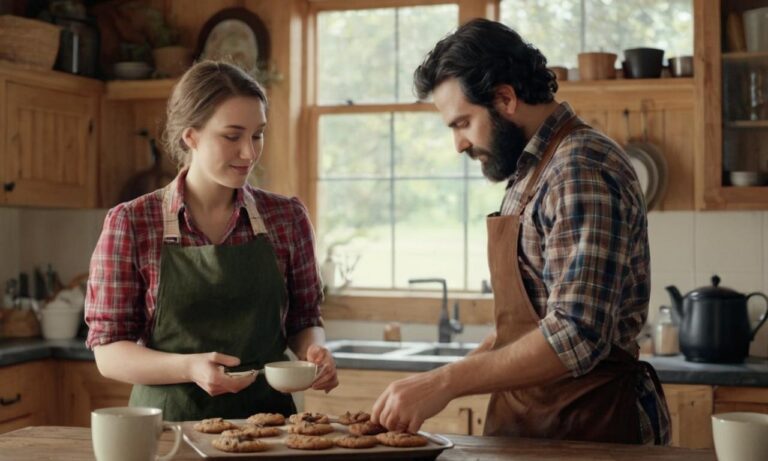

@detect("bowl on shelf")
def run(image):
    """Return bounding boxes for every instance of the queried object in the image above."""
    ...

[577,52,617,80]
[668,56,693,77]
[728,170,768,187]
[113,61,153,80]
[624,48,665,78]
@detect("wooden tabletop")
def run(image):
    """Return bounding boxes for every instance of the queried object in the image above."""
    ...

[0,426,716,460]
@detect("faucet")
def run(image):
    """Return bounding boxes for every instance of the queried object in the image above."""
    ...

[408,278,464,343]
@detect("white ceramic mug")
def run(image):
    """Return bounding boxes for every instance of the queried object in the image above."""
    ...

[712,412,768,461]
[92,407,181,461]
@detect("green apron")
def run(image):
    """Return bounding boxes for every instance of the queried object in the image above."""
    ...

[129,185,296,421]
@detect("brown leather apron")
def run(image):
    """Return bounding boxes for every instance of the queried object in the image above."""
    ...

[483,116,663,443]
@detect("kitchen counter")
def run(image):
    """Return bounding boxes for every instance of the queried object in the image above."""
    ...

[0,426,715,460]
[1,337,766,387]
[0,337,92,366]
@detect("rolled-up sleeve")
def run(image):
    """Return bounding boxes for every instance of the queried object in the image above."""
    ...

[537,162,634,377]
[284,197,323,336]
[85,205,146,349]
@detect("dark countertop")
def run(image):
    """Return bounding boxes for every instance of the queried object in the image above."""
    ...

[0,337,93,366]
[1,337,766,387]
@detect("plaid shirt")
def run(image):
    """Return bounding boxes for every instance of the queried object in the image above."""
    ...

[503,102,669,444]
[85,170,323,349]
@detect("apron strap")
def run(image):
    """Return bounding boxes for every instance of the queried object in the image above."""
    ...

[161,180,268,243]
[510,116,589,216]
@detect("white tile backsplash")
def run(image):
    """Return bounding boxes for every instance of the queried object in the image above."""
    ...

[693,211,764,274]
[648,211,695,273]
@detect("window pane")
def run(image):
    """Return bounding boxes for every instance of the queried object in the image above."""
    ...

[585,0,693,58]
[317,5,458,105]
[318,9,395,105]
[317,179,392,288]
[397,5,458,102]
[393,179,464,290]
[394,112,462,177]
[500,0,582,68]
[319,114,391,178]
[467,179,507,292]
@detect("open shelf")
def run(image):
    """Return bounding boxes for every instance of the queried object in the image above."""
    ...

[724,120,768,129]
[105,78,177,100]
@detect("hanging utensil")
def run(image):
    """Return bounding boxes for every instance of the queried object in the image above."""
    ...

[119,129,177,203]
[622,107,668,210]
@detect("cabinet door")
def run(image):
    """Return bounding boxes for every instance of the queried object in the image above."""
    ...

[57,360,132,427]
[3,81,97,207]
[304,369,489,435]
[663,384,713,449]
[714,386,768,414]
[0,360,56,434]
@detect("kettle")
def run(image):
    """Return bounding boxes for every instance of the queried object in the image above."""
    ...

[666,275,768,363]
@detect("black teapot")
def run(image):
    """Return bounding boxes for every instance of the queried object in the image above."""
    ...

[666,275,768,363]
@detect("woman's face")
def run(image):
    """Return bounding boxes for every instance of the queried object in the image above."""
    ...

[184,96,266,189]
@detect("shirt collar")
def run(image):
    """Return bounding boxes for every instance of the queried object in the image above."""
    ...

[166,168,247,217]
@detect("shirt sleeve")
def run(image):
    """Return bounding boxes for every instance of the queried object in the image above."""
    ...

[537,161,637,377]
[284,197,324,336]
[85,205,146,349]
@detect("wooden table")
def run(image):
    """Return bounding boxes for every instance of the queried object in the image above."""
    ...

[0,426,716,460]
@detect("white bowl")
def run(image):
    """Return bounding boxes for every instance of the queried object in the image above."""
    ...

[729,171,768,187]
[40,307,82,340]
[264,361,317,393]
[712,412,768,461]
[113,61,153,80]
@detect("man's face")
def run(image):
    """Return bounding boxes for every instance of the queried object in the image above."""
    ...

[433,79,528,182]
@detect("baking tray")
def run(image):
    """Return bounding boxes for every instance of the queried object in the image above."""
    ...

[182,418,453,460]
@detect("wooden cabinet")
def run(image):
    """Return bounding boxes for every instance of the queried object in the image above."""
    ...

[304,369,490,435]
[694,0,768,209]
[714,385,768,414]
[0,360,56,434]
[663,384,714,449]
[57,360,132,427]
[0,64,101,208]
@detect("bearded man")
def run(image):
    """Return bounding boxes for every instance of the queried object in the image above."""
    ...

[371,18,670,445]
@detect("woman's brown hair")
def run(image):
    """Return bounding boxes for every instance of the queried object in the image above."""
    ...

[162,60,268,168]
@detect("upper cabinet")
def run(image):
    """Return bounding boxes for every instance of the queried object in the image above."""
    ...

[0,64,101,208]
[695,0,768,209]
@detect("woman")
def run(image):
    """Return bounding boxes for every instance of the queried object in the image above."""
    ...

[85,61,338,421]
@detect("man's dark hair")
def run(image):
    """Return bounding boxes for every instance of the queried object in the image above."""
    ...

[414,18,557,106]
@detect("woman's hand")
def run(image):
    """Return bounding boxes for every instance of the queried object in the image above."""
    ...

[186,352,256,396]
[306,344,339,393]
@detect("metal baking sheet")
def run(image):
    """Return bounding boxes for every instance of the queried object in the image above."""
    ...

[182,418,453,460]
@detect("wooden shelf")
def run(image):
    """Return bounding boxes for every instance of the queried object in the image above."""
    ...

[724,120,768,129]
[722,51,768,61]
[105,78,177,100]
[558,77,694,91]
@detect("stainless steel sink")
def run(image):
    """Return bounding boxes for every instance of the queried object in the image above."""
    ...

[332,344,402,354]
[411,346,474,357]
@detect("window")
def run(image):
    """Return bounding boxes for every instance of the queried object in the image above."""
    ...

[499,0,693,69]
[310,2,505,292]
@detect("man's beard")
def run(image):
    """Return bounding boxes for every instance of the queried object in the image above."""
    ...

[465,109,528,182]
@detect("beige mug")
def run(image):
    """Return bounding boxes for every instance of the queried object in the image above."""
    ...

[92,407,182,461]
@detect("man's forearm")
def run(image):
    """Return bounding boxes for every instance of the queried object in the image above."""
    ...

[442,328,570,397]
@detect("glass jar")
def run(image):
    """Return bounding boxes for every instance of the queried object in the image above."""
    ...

[654,306,679,356]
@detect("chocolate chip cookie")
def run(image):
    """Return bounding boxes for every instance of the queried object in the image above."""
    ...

[338,410,371,425]
[335,434,378,449]
[348,420,386,436]
[246,412,285,426]
[284,434,334,450]
[222,424,281,438]
[288,421,335,436]
[193,417,238,434]
[376,431,428,447]
[288,411,330,424]
[211,435,267,453]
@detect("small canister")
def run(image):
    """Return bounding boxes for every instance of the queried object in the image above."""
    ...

[654,305,679,356]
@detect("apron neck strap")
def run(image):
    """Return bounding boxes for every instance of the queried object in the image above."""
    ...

[512,115,588,216]
[161,181,268,243]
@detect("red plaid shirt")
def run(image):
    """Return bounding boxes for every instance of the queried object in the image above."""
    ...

[85,171,323,349]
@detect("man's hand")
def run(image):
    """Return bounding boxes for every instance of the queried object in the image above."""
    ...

[306,344,339,392]
[186,352,256,396]
[371,369,455,434]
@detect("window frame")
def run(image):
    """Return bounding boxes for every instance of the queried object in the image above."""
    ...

[301,0,499,296]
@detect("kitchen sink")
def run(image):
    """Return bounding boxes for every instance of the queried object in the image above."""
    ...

[332,344,402,354]
[411,346,474,357]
